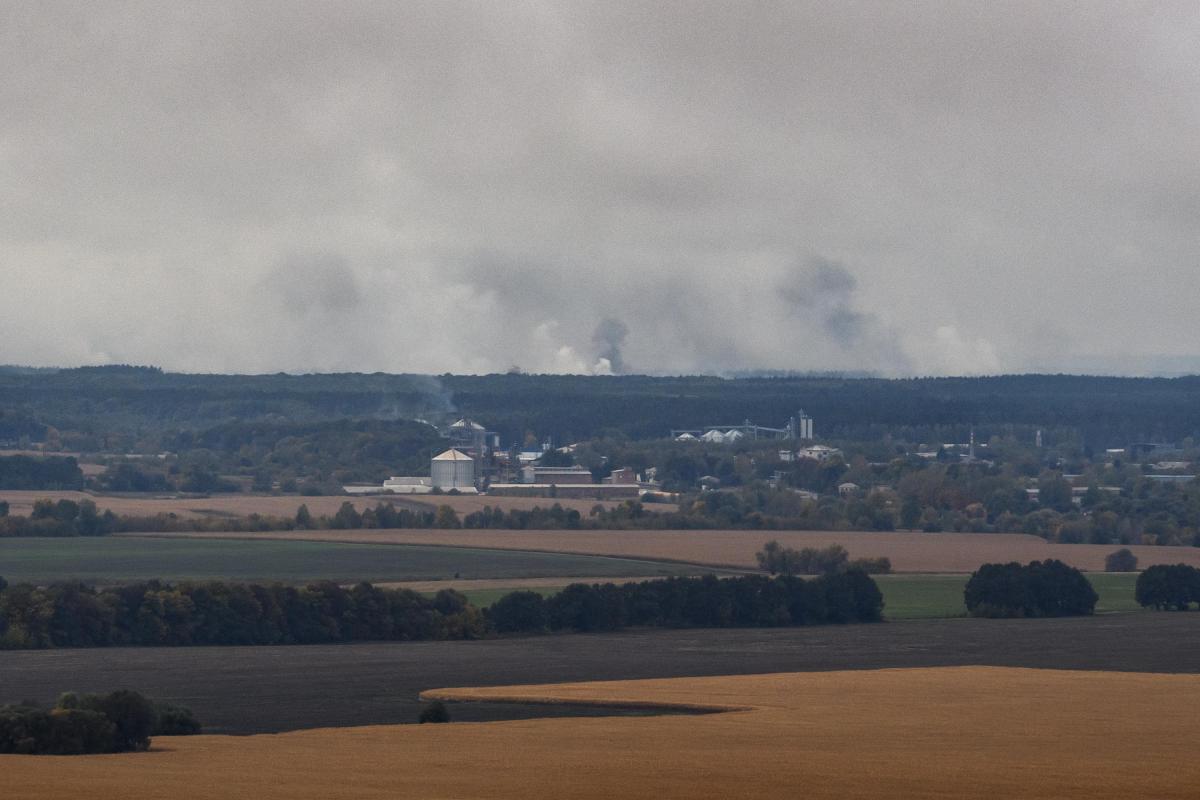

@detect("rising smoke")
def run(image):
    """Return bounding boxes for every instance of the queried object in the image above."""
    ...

[591,317,630,374]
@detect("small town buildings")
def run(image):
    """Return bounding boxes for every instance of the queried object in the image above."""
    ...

[606,467,637,484]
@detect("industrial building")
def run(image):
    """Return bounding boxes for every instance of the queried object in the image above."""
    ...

[522,465,596,485]
[673,410,814,443]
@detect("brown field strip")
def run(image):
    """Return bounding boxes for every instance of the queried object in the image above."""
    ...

[375,575,694,593]
[0,490,642,519]
[124,527,1200,573]
[6,667,1200,799]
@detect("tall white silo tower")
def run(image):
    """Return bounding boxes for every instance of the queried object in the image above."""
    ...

[431,448,476,490]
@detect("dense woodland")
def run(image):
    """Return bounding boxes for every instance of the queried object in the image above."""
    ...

[6,366,1200,452]
[4,367,1200,542]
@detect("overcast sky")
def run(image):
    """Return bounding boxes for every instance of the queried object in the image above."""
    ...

[2,2,1197,376]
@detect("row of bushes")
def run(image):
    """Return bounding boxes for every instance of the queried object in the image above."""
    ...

[487,572,883,633]
[0,690,199,755]
[0,572,883,650]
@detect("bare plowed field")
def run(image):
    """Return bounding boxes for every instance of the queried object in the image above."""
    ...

[128,528,1200,573]
[0,490,640,520]
[4,613,1198,734]
[7,666,1200,799]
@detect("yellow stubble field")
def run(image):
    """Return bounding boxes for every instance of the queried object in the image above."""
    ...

[5,666,1199,799]
[0,490,643,520]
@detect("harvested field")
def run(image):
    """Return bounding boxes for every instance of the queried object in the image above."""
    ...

[130,527,1200,573]
[0,490,643,520]
[6,666,1200,799]
[0,537,699,585]
[3,612,1198,734]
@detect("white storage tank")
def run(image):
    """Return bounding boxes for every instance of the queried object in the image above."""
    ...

[431,448,476,490]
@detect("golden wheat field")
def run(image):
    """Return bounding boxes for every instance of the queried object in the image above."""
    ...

[0,490,638,519]
[130,527,1200,573]
[6,667,1199,799]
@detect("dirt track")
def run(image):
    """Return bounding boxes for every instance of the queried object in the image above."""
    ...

[122,527,1200,573]
[6,666,1200,799]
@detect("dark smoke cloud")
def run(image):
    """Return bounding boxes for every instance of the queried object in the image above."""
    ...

[782,257,912,371]
[592,317,630,374]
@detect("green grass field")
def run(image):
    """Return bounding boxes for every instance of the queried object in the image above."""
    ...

[874,572,1141,619]
[0,537,700,586]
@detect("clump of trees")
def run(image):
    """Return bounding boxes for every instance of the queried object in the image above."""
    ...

[756,541,891,575]
[0,455,84,490]
[485,573,884,634]
[963,560,1098,618]
[1135,564,1200,610]
[1104,548,1138,572]
[0,690,196,755]
[0,498,118,537]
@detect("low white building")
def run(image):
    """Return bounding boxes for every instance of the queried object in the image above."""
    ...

[382,476,433,494]
[797,444,842,462]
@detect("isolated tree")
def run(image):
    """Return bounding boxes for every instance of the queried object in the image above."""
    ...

[1135,564,1200,611]
[294,504,313,529]
[418,700,450,724]
[1104,548,1138,573]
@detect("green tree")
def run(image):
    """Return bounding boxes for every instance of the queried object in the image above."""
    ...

[899,494,922,529]
[1104,548,1138,572]
[434,505,461,529]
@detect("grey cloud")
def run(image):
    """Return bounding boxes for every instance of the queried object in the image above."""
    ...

[1,3,1198,375]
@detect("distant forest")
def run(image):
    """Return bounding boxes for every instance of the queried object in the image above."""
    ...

[3,366,1200,451]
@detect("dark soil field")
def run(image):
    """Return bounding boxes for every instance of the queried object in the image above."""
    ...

[0,537,702,585]
[2,612,1197,734]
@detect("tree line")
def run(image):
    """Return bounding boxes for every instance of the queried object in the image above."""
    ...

[0,572,883,650]
[486,572,883,633]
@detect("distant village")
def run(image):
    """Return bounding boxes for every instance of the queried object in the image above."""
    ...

[346,410,841,501]
[345,408,1199,511]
